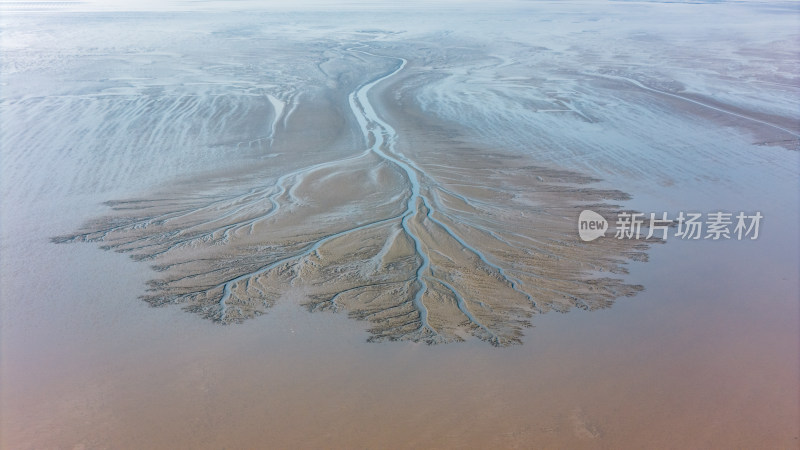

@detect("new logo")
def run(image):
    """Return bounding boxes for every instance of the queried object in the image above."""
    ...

[578,210,607,242]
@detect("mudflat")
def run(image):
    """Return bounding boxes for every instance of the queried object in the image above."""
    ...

[1,1,798,448]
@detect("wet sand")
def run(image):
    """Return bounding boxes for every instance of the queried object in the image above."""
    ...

[48,46,651,346]
[2,2,799,448]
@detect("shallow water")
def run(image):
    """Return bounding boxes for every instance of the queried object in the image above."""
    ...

[2,186,797,448]
[2,2,798,448]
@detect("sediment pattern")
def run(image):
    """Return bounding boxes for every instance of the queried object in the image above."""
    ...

[54,46,650,346]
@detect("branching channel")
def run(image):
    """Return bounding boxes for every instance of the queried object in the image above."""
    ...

[54,46,650,346]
